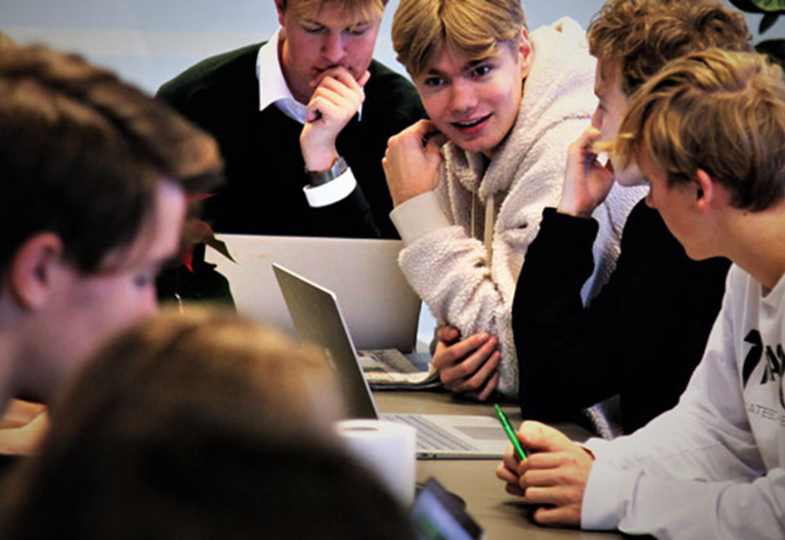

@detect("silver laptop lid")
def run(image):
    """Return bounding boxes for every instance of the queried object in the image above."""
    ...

[273,263,379,420]
[273,264,513,460]
[205,235,420,352]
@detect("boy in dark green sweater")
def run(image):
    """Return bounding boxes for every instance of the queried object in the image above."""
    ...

[159,0,424,239]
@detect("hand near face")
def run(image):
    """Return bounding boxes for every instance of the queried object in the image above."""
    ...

[300,67,371,172]
[0,408,50,456]
[557,127,616,219]
[495,421,595,527]
[432,325,501,401]
[383,120,447,207]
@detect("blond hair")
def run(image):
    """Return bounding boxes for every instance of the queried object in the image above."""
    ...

[283,0,387,21]
[392,0,526,78]
[588,0,751,96]
[611,49,785,212]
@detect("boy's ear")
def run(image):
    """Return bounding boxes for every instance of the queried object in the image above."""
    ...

[9,233,68,310]
[695,169,715,213]
[518,28,534,81]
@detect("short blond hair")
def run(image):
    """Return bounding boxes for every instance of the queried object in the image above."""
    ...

[588,0,751,96]
[611,49,785,212]
[283,0,387,21]
[392,0,526,78]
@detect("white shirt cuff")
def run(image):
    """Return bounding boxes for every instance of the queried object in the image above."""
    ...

[581,459,629,531]
[303,167,357,208]
[389,191,451,246]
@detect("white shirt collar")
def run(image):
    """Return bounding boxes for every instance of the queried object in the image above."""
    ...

[257,28,308,124]
[256,28,364,124]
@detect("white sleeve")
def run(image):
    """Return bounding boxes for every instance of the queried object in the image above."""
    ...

[389,191,452,245]
[303,167,357,208]
[581,279,784,539]
[584,462,785,539]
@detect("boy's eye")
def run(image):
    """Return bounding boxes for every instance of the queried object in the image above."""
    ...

[347,25,370,36]
[423,77,445,88]
[471,65,491,78]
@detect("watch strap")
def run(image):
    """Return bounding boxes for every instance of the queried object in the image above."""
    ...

[305,155,348,187]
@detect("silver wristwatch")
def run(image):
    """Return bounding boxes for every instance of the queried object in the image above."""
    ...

[305,156,348,187]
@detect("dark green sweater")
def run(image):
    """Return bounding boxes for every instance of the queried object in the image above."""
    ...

[158,42,424,239]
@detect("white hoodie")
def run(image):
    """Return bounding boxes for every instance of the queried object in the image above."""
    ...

[391,17,645,397]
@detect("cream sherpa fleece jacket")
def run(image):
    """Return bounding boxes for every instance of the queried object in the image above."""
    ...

[392,18,646,397]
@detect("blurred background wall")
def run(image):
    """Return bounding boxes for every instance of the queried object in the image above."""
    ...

[2,0,781,94]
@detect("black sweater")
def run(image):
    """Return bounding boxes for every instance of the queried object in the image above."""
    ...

[513,202,731,434]
[158,42,424,239]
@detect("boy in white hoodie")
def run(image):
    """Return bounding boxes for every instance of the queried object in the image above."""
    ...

[497,49,785,539]
[383,0,644,400]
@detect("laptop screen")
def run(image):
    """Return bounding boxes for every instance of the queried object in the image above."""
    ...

[205,235,420,351]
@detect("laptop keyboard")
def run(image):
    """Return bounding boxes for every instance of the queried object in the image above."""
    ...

[384,414,478,452]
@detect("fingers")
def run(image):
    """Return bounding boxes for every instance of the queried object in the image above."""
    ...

[457,351,501,397]
[434,334,500,391]
[436,324,460,344]
[310,66,365,91]
[387,120,441,152]
[496,455,525,497]
[307,82,361,122]
[517,421,575,453]
[519,467,562,490]
[524,485,582,509]
[495,459,518,483]
[433,333,501,397]
[305,68,366,126]
[403,119,441,141]
[383,119,444,206]
[432,333,494,370]
[473,369,500,402]
[421,129,449,150]
[532,505,581,527]
[518,451,568,473]
[427,131,449,148]
[357,69,371,88]
[573,128,613,175]
[432,333,484,371]
[572,126,602,154]
[501,445,519,472]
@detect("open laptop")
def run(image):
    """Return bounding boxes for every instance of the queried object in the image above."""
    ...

[273,263,511,460]
[204,234,420,352]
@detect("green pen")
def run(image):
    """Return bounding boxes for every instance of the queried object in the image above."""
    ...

[494,404,527,460]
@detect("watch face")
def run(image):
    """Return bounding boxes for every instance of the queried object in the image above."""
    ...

[330,156,348,176]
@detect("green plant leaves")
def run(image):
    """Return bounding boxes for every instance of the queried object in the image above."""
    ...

[729,0,785,65]
[751,0,785,12]
[729,0,765,13]
[760,13,781,33]
[729,0,785,13]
